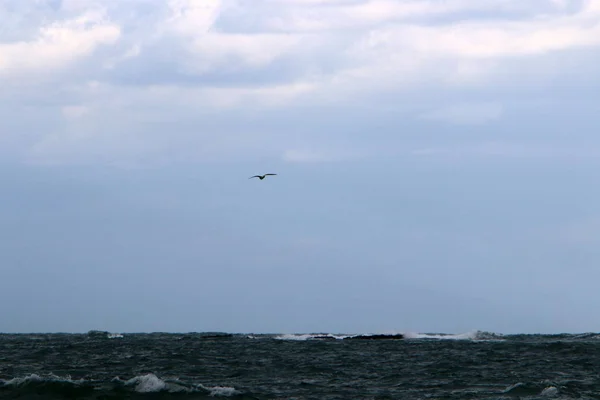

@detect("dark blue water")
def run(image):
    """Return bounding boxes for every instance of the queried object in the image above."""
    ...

[1,330,599,399]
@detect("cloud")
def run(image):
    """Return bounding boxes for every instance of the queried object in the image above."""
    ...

[0,9,120,77]
[103,44,141,70]
[1,0,600,166]
[244,0,579,32]
[160,0,302,74]
[165,0,221,36]
[331,1,600,90]
[419,102,503,125]
[184,33,302,74]
[112,0,600,92]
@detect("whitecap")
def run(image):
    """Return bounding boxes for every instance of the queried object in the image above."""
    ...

[125,373,166,393]
[2,374,44,386]
[541,386,559,397]
[199,384,241,397]
[108,333,124,339]
[1,373,86,387]
[274,334,314,341]
[403,330,504,341]
[502,382,525,393]
[274,333,347,341]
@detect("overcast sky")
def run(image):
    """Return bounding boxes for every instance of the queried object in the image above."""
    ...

[1,0,600,334]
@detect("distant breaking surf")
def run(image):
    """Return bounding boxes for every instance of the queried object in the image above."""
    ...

[273,330,505,341]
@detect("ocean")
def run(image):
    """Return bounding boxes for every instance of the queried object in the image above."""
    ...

[1,330,598,399]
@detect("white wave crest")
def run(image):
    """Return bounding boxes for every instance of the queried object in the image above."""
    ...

[126,374,167,393]
[1,372,239,397]
[503,382,525,393]
[275,334,315,341]
[403,330,504,341]
[108,333,123,339]
[274,330,502,341]
[541,386,559,397]
[2,374,44,386]
[124,374,194,393]
[199,384,241,397]
[274,333,348,341]
[1,373,85,387]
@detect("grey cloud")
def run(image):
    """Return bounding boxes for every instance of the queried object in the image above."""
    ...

[101,48,315,88]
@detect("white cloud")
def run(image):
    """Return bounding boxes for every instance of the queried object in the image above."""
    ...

[2,0,600,166]
[103,44,141,69]
[260,0,568,32]
[333,1,600,89]
[339,0,509,25]
[60,0,105,14]
[163,0,302,74]
[185,33,301,73]
[165,0,221,36]
[0,10,120,76]
[199,0,600,107]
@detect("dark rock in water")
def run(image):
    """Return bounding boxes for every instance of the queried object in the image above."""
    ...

[87,330,110,337]
[201,333,234,339]
[345,334,404,340]
[179,332,234,340]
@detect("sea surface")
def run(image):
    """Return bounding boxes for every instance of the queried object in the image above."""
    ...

[1,330,599,399]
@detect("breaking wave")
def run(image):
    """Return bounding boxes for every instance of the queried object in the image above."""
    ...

[1,373,242,398]
[273,330,504,341]
[403,330,505,341]
[274,333,350,341]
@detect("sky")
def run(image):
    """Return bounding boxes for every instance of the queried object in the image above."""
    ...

[1,0,600,334]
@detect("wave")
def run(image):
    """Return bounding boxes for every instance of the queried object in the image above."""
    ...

[1,373,243,398]
[567,332,600,340]
[86,330,124,339]
[274,333,350,341]
[502,382,559,397]
[273,330,504,341]
[403,330,505,341]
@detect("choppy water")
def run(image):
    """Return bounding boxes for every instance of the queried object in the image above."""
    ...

[1,330,600,399]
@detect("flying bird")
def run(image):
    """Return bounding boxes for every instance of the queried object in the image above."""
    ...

[249,174,277,180]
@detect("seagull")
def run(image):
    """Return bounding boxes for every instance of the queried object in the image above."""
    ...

[249,173,277,180]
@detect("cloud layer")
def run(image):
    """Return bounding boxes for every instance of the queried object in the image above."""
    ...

[1,0,599,164]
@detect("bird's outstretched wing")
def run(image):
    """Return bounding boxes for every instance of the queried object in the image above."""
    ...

[249,175,261,179]
[265,173,277,176]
